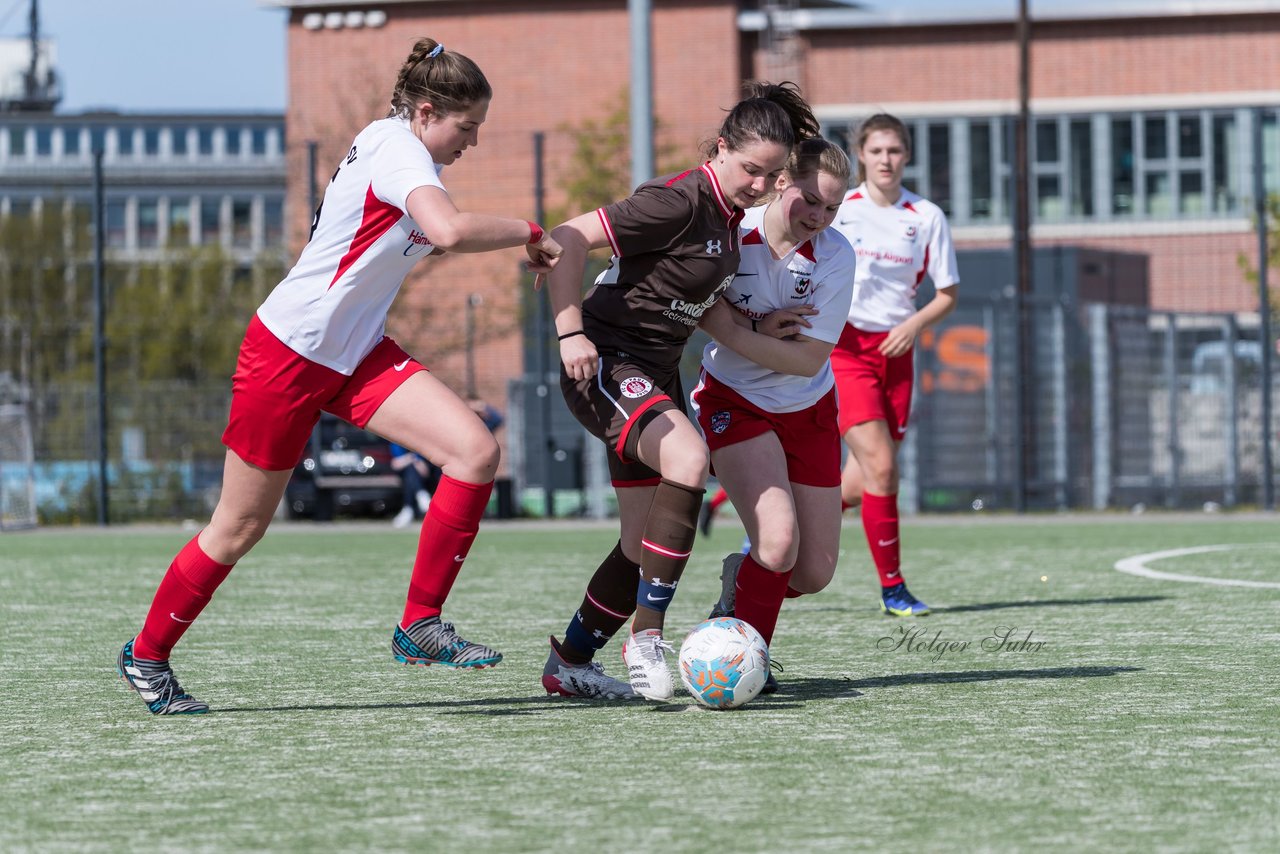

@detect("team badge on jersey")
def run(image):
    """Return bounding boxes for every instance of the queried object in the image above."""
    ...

[904,224,918,241]
[619,377,654,399]
[710,410,732,434]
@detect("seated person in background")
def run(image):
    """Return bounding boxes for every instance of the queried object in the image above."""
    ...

[391,443,438,527]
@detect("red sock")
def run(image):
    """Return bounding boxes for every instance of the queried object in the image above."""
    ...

[402,475,493,626]
[733,555,792,646]
[709,487,730,512]
[133,535,234,660]
[841,499,854,512]
[861,492,902,588]
[785,587,804,599]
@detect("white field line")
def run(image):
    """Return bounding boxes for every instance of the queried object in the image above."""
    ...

[1114,544,1280,589]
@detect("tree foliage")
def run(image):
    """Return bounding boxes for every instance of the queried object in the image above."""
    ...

[1236,192,1280,315]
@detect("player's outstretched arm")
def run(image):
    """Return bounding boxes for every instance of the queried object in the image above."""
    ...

[406,185,561,266]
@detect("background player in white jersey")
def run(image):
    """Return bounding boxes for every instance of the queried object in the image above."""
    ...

[117,38,562,715]
[830,113,959,617]
[692,138,856,692]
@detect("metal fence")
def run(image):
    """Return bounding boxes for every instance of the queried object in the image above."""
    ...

[905,296,1276,513]
[2,295,1274,524]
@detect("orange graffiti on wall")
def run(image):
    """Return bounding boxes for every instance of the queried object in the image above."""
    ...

[918,325,989,393]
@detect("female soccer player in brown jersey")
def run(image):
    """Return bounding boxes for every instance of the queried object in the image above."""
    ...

[540,82,819,701]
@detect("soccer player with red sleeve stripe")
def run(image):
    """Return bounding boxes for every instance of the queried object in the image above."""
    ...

[116,38,562,715]
[829,113,960,617]
[540,83,821,702]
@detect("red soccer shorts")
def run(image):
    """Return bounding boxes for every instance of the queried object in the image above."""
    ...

[221,314,427,470]
[691,370,841,488]
[830,323,914,441]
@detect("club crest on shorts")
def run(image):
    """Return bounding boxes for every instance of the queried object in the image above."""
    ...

[619,377,653,399]
[710,410,732,434]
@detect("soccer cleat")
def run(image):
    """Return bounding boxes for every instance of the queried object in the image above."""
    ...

[393,616,503,668]
[117,639,209,715]
[697,501,714,537]
[881,582,931,617]
[392,505,415,528]
[709,552,746,619]
[622,628,676,701]
[541,636,638,699]
[761,658,783,695]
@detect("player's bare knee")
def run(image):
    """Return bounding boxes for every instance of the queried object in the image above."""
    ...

[663,444,709,489]
[754,531,798,573]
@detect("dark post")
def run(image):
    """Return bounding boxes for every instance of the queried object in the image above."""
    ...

[92,148,109,525]
[1012,0,1034,512]
[306,140,319,232]
[533,131,555,518]
[1253,108,1275,510]
[464,293,482,399]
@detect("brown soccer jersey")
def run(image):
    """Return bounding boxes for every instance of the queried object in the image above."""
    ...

[584,163,744,369]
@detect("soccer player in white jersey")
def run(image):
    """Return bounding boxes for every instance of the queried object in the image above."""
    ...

[829,113,959,617]
[116,38,562,715]
[692,138,857,692]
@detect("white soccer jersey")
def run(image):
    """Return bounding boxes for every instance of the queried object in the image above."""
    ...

[256,117,446,374]
[831,183,959,333]
[701,204,857,413]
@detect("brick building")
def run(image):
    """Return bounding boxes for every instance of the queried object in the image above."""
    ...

[271,0,1278,411]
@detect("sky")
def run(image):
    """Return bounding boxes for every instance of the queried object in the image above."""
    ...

[7,0,288,113]
[4,0,1268,114]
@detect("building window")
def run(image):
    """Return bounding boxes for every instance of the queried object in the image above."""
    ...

[35,127,53,156]
[969,121,993,219]
[1212,114,1237,213]
[172,127,189,156]
[264,198,283,247]
[89,127,106,155]
[198,127,215,155]
[199,197,221,244]
[926,122,952,216]
[63,127,82,156]
[168,198,191,244]
[117,128,135,156]
[1144,115,1168,159]
[137,199,160,247]
[231,198,253,248]
[1111,117,1135,216]
[106,200,127,247]
[1068,119,1093,217]
[1145,172,1172,216]
[1035,119,1059,163]
[225,128,242,156]
[823,104,1270,226]
[251,126,269,155]
[9,126,26,156]
[143,127,161,156]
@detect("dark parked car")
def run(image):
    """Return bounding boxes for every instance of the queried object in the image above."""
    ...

[284,414,403,520]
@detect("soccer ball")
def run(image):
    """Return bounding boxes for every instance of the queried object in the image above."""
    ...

[678,617,770,710]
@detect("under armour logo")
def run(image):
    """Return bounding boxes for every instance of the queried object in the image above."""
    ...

[706,240,722,255]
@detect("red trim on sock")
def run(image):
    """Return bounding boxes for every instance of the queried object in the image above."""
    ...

[709,487,730,511]
[861,491,902,587]
[403,475,493,625]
